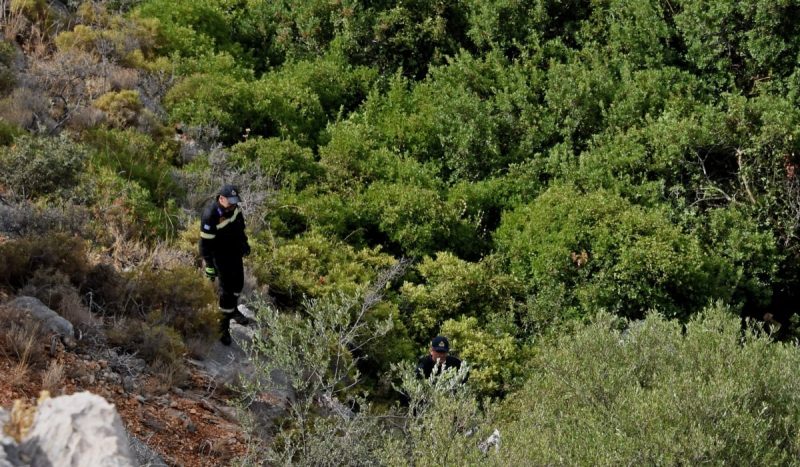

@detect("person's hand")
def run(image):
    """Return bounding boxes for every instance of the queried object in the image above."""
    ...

[242,243,251,257]
[205,266,217,281]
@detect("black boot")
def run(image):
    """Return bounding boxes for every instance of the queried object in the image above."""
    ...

[219,314,233,346]
[229,306,252,326]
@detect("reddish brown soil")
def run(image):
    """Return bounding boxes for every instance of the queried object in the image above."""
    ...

[0,351,250,467]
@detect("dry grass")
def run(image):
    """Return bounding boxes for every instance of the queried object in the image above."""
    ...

[41,359,64,395]
[6,325,36,388]
[185,336,215,360]
[149,360,189,395]
[107,228,193,271]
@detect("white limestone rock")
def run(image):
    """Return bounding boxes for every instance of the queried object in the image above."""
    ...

[20,392,135,467]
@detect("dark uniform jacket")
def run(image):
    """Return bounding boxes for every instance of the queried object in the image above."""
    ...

[415,354,465,380]
[199,200,249,266]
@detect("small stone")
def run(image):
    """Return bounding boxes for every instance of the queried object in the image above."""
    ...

[122,377,136,393]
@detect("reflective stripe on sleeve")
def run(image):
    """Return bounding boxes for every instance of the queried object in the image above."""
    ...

[200,232,216,239]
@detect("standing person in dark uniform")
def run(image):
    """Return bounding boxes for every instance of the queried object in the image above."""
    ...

[416,336,466,381]
[200,184,251,345]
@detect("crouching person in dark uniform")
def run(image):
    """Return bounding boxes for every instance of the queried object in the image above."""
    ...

[416,336,467,382]
[199,184,251,346]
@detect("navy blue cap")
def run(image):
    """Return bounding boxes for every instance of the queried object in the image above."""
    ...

[219,184,241,204]
[431,336,450,353]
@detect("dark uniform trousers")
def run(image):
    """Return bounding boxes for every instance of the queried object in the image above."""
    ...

[214,254,244,312]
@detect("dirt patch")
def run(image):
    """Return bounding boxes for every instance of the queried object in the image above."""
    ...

[0,351,251,466]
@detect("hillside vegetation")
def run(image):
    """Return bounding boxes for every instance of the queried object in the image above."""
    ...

[2,0,800,464]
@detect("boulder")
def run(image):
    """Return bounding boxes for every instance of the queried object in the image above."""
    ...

[127,433,168,467]
[0,408,23,467]
[19,392,136,467]
[6,296,75,347]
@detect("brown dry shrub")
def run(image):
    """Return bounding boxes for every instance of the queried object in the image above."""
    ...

[0,200,88,237]
[0,233,90,289]
[0,304,49,369]
[106,317,186,367]
[108,67,139,92]
[125,266,217,342]
[0,87,49,129]
[81,262,127,315]
[21,268,100,332]
[84,262,217,342]
[149,359,189,393]
[41,359,65,395]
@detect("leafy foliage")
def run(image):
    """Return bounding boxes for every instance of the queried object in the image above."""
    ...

[499,305,800,464]
[0,134,88,198]
[495,185,716,321]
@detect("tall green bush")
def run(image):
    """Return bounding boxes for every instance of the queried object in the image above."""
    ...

[498,305,800,465]
[495,184,716,321]
[0,134,88,198]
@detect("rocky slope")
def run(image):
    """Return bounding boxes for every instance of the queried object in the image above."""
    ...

[0,297,267,466]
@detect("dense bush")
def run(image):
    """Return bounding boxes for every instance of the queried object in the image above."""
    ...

[83,128,182,202]
[0,233,89,289]
[440,316,523,397]
[21,268,98,333]
[107,317,187,367]
[126,266,218,341]
[251,230,396,307]
[498,305,800,465]
[229,137,322,191]
[0,304,51,369]
[495,185,717,321]
[400,252,523,342]
[0,40,16,97]
[164,72,255,143]
[0,134,89,198]
[359,181,460,257]
[80,164,180,242]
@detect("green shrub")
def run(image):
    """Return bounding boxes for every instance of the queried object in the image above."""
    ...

[250,74,326,147]
[0,120,22,146]
[0,134,88,198]
[699,206,781,309]
[165,73,255,143]
[134,0,233,58]
[252,230,396,307]
[359,182,459,257]
[498,305,800,465]
[440,316,523,397]
[83,128,182,202]
[80,165,179,242]
[400,252,523,342]
[272,55,377,119]
[0,40,16,97]
[93,90,144,128]
[361,56,549,182]
[229,137,322,191]
[495,185,716,321]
